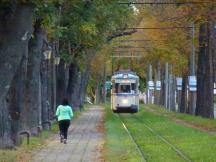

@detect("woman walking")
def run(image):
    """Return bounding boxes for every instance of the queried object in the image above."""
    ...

[56,98,73,144]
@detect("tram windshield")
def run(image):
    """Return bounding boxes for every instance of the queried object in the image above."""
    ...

[114,83,137,93]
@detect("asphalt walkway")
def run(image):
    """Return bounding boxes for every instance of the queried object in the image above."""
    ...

[31,107,104,162]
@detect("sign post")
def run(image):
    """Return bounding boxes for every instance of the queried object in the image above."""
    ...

[176,77,183,112]
[148,80,154,104]
[188,75,197,114]
[156,81,161,91]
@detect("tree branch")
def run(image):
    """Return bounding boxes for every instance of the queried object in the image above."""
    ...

[107,29,137,42]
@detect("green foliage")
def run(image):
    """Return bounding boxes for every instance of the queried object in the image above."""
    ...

[59,0,132,57]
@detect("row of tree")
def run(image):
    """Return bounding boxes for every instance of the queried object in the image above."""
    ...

[0,0,135,148]
[88,1,216,118]
[139,2,216,118]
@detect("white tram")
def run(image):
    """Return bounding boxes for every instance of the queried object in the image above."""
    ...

[111,71,139,113]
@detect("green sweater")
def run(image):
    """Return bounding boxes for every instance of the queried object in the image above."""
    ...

[55,105,73,121]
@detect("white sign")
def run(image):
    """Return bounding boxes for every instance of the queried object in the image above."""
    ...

[148,81,154,90]
[188,76,197,91]
[156,81,161,90]
[214,89,216,95]
[214,83,216,94]
[176,77,183,90]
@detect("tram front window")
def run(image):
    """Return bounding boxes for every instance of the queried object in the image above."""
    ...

[120,84,131,93]
[115,83,134,93]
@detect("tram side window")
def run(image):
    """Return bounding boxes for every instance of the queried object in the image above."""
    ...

[115,83,120,93]
[131,83,136,93]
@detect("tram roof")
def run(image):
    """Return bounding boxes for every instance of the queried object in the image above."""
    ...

[112,71,139,79]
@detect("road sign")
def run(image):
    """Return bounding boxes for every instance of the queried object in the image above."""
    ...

[176,77,183,90]
[188,76,197,91]
[148,81,154,90]
[156,81,161,90]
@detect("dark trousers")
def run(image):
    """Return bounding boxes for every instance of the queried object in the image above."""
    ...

[58,120,70,139]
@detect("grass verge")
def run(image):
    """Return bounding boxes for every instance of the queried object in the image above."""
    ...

[103,104,216,162]
[121,104,216,162]
[104,104,143,162]
[145,104,216,130]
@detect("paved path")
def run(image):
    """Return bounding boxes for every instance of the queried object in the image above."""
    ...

[31,107,104,162]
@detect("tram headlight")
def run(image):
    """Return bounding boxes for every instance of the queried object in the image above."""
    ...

[122,99,128,104]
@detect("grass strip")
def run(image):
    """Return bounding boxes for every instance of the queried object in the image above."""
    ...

[121,105,216,162]
[145,104,216,130]
[104,104,143,162]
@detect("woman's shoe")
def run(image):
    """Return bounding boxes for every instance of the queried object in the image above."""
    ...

[63,139,67,144]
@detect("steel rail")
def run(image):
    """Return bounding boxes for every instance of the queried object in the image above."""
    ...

[118,114,147,162]
[132,115,193,162]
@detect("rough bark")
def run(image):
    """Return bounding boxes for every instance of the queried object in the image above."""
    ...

[0,4,34,148]
[78,50,95,107]
[56,60,68,105]
[0,4,34,102]
[95,75,102,104]
[196,22,214,118]
[25,21,45,133]
[180,75,187,113]
[155,62,161,105]
[67,63,79,107]
[160,66,165,106]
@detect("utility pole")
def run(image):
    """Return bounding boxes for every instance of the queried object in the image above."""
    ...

[189,22,196,114]
[155,62,161,105]
[147,64,154,104]
[165,63,169,108]
[112,52,114,74]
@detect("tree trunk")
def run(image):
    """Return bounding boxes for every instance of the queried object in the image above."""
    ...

[50,43,56,120]
[95,75,102,104]
[56,60,68,105]
[69,64,81,108]
[160,66,165,106]
[180,75,187,113]
[0,4,34,148]
[26,21,45,133]
[196,22,214,118]
[78,49,95,106]
[155,62,161,105]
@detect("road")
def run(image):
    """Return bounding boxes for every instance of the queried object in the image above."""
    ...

[31,107,104,162]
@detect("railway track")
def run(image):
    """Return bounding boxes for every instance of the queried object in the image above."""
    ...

[118,114,193,162]
[118,114,147,162]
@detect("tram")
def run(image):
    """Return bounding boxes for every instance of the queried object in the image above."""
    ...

[111,70,139,113]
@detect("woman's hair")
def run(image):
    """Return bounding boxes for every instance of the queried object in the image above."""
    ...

[62,98,69,106]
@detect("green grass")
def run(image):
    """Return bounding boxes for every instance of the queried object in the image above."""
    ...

[104,104,216,162]
[145,104,216,130]
[104,104,143,162]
